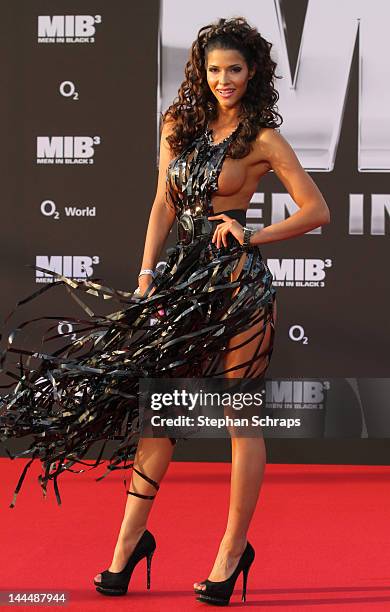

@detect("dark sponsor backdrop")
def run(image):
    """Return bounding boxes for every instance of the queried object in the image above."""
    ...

[0,1,389,465]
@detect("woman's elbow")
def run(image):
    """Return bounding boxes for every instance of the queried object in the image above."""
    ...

[315,213,330,228]
[316,201,331,226]
[320,207,331,226]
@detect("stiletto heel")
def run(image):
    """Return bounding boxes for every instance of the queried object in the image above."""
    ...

[194,541,255,606]
[94,466,159,597]
[241,563,249,602]
[146,549,154,589]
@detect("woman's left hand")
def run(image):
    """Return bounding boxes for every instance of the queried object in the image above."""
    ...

[208,214,244,248]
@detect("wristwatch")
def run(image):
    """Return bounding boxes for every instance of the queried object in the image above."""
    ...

[242,227,256,251]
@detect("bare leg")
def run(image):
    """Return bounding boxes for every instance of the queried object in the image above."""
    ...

[94,436,174,582]
[194,437,266,588]
[194,252,277,589]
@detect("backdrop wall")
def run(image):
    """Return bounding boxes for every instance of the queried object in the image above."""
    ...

[1,1,389,463]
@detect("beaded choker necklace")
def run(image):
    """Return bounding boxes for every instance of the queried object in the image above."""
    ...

[205,123,241,147]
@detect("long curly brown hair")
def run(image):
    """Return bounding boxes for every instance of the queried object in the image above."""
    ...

[162,16,283,159]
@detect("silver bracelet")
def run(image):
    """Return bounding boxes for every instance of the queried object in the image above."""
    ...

[242,227,256,251]
[138,268,155,278]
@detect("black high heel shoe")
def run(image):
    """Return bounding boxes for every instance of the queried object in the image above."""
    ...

[194,541,255,606]
[94,466,159,596]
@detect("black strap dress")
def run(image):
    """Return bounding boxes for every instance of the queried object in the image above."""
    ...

[0,124,276,506]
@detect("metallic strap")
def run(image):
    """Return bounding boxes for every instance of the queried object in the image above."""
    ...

[127,465,160,500]
[166,125,239,218]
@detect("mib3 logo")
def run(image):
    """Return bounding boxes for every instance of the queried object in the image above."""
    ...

[267,258,332,288]
[37,15,102,43]
[265,380,329,410]
[35,256,100,283]
[36,137,101,165]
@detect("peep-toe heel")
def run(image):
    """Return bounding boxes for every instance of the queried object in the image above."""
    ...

[94,466,159,596]
[194,541,255,606]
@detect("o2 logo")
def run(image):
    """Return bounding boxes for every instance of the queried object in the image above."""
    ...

[289,324,308,344]
[59,81,79,100]
[58,321,77,341]
[40,199,96,220]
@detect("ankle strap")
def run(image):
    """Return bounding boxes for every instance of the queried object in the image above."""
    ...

[127,465,160,500]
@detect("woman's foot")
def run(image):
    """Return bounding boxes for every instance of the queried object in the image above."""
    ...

[94,526,146,584]
[193,535,247,591]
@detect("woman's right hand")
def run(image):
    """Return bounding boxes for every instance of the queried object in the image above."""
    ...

[137,274,166,318]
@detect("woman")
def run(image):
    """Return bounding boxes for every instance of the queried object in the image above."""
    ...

[0,16,329,607]
[93,15,329,605]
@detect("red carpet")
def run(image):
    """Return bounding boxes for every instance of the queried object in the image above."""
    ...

[0,459,389,611]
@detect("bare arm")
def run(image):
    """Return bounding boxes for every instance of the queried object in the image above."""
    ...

[138,120,176,291]
[250,129,330,245]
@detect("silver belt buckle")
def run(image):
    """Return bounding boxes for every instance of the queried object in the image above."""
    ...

[177,213,214,244]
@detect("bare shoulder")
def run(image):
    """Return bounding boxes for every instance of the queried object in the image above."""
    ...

[254,127,328,212]
[254,127,301,171]
[160,114,177,150]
